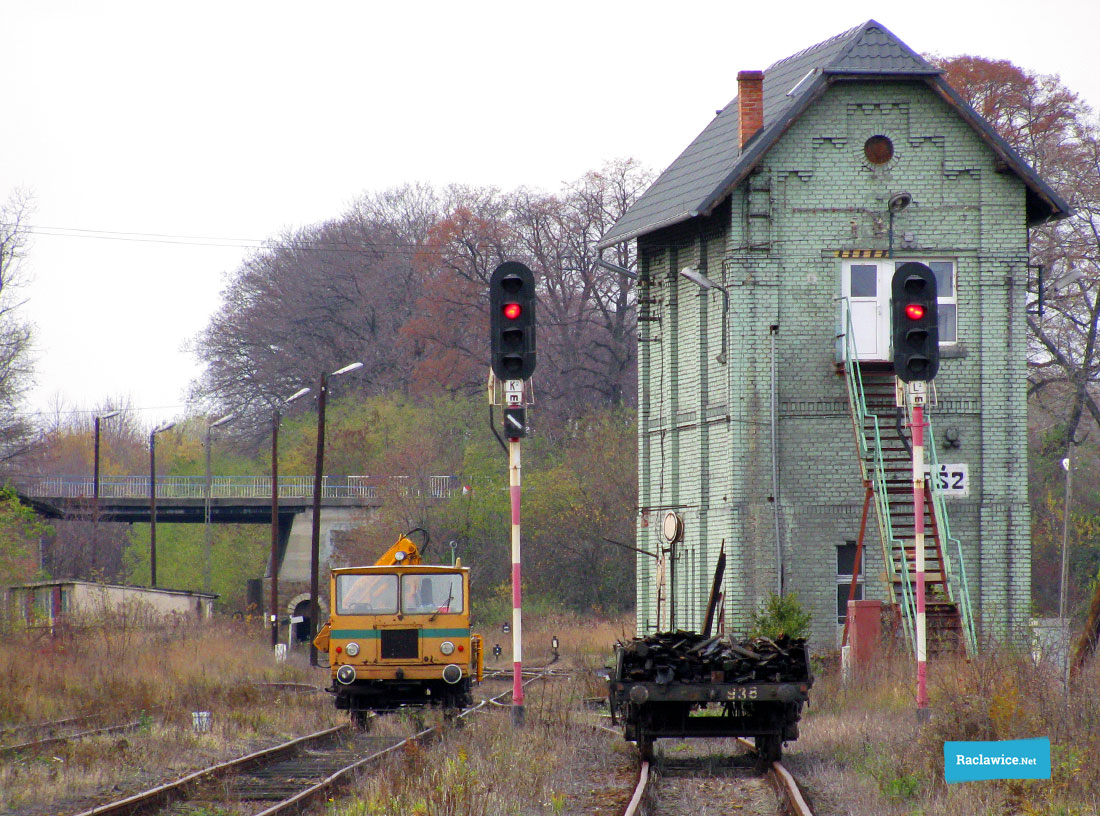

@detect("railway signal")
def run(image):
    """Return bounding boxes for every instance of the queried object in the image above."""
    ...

[891,262,939,382]
[490,261,537,381]
[487,261,538,730]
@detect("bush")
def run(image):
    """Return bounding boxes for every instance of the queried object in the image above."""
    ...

[749,592,812,639]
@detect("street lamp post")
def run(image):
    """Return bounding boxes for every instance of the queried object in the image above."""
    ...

[1060,443,1077,696]
[679,265,729,365]
[92,410,121,557]
[203,413,235,595]
[309,362,363,667]
[271,386,311,648]
[149,421,176,588]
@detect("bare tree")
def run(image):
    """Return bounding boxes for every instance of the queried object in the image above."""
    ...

[0,189,38,457]
[400,161,653,410]
[188,186,441,432]
[189,164,652,428]
[551,158,652,406]
[27,398,146,580]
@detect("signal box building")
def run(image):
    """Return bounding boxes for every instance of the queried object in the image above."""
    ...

[599,21,1069,649]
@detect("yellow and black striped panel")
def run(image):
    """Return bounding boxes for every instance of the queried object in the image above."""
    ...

[835,249,888,258]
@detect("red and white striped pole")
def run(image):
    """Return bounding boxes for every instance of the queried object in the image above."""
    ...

[911,383,930,722]
[508,428,525,727]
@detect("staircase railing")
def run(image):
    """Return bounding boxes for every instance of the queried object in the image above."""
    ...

[837,299,916,649]
[908,398,978,654]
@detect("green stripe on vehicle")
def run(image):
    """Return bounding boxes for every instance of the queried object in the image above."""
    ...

[331,628,470,639]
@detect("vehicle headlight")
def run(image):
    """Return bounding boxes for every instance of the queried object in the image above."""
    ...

[345,642,360,657]
[336,665,357,685]
[439,640,455,656]
[442,664,463,684]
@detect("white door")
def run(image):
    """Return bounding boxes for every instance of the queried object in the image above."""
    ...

[842,262,890,361]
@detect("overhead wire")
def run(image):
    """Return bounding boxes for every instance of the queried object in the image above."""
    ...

[1,220,682,258]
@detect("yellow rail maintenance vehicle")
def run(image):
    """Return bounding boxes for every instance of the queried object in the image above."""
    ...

[313,530,483,727]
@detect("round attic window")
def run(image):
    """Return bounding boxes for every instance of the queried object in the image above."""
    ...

[864,135,894,165]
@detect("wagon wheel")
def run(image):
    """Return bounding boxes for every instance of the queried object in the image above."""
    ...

[350,710,372,731]
[637,731,655,762]
[755,734,782,766]
[442,706,464,729]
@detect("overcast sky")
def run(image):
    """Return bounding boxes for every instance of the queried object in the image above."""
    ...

[5,1,1099,428]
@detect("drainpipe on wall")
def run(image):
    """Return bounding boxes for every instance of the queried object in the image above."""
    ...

[771,324,783,595]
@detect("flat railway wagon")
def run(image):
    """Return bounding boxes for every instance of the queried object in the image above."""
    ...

[609,632,813,761]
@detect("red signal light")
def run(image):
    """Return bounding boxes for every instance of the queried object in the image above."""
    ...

[503,303,522,320]
[905,303,925,320]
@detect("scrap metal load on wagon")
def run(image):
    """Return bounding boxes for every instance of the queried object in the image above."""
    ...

[609,546,813,761]
[609,629,813,761]
[313,530,483,727]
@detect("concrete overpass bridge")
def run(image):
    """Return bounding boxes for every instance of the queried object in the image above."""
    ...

[10,474,459,593]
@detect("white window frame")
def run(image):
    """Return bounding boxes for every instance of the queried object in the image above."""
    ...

[839,257,958,348]
[924,259,958,346]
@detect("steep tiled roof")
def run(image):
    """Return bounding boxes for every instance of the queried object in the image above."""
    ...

[598,20,1069,248]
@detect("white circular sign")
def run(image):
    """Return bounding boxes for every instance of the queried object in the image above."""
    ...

[662,511,683,543]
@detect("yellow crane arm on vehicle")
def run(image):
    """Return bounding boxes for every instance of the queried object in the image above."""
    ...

[374,534,423,566]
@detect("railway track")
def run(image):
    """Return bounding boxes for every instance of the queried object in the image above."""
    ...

[620,738,814,816]
[0,711,103,741]
[0,682,323,762]
[0,714,151,760]
[56,671,548,816]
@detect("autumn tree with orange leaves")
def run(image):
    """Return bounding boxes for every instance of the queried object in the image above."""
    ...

[935,54,1100,664]
[191,161,651,428]
[400,160,653,411]
[401,188,518,395]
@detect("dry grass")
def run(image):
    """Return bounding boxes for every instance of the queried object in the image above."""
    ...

[325,611,635,816]
[0,607,634,816]
[328,678,635,816]
[23,606,1100,816]
[0,611,342,813]
[787,646,1100,816]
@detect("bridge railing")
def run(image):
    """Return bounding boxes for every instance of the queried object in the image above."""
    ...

[8,475,460,501]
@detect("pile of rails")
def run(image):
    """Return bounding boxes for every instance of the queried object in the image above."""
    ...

[617,631,811,685]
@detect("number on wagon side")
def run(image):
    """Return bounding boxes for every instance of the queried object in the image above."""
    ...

[726,686,758,701]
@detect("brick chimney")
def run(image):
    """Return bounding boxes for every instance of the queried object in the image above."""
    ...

[737,70,765,149]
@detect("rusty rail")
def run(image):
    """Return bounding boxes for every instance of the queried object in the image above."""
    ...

[736,737,814,816]
[68,725,348,816]
[618,736,813,816]
[1,721,143,760]
[772,759,814,816]
[66,671,552,816]
[622,760,650,816]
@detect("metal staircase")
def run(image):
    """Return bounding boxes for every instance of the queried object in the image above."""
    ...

[838,303,977,655]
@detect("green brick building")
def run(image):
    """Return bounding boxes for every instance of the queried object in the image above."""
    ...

[599,21,1069,649]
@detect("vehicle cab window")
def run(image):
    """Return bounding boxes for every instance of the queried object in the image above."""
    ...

[336,574,398,615]
[401,574,464,615]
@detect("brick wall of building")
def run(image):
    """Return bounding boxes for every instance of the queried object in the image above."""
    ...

[636,79,1031,649]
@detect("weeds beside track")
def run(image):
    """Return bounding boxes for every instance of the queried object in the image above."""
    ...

[48,669,553,816]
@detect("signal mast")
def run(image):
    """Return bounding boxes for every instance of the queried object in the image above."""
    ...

[488,261,537,728]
